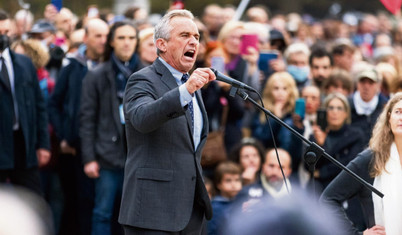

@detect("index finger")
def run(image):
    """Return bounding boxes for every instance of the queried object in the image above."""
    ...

[197,68,216,81]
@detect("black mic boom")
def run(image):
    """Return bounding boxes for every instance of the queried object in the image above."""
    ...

[210,68,256,92]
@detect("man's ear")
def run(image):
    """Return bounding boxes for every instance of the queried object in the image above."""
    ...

[156,38,167,53]
[83,34,88,45]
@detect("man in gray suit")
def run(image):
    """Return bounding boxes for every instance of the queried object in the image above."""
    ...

[119,9,216,234]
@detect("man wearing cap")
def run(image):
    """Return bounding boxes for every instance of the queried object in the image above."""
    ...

[29,19,56,41]
[29,19,65,79]
[348,67,388,146]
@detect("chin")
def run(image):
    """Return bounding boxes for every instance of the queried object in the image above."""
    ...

[182,64,195,72]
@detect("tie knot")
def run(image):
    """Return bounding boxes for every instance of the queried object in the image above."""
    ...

[181,74,189,84]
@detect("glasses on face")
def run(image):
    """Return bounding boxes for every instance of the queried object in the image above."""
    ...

[327,106,345,112]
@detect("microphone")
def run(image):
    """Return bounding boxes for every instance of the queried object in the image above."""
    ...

[210,68,256,92]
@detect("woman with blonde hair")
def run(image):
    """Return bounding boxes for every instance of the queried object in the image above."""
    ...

[137,27,157,65]
[205,20,260,153]
[217,20,260,92]
[11,39,54,101]
[261,72,299,119]
[376,62,397,98]
[250,71,298,150]
[321,92,402,235]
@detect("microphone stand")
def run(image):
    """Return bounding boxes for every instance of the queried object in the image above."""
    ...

[232,86,384,198]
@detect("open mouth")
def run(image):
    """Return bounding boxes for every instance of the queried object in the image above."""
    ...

[184,49,195,59]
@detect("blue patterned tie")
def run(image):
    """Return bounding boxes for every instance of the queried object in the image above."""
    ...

[181,74,193,129]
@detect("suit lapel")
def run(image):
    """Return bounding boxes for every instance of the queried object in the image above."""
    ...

[154,59,194,137]
[154,59,178,91]
[153,59,210,149]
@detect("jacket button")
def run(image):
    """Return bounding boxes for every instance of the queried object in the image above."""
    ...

[112,136,117,142]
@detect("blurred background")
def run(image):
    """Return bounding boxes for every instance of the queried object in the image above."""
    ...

[0,0,395,20]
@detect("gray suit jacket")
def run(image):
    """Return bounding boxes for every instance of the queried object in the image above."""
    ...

[118,58,212,232]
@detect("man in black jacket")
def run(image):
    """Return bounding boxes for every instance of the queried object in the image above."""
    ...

[0,10,50,195]
[348,67,388,147]
[80,21,143,235]
[48,18,109,235]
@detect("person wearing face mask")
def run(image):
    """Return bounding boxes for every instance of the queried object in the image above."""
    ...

[0,10,51,195]
[284,42,311,92]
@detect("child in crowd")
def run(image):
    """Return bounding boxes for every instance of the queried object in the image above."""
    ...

[208,161,242,235]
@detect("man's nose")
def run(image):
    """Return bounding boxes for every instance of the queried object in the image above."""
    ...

[189,36,199,45]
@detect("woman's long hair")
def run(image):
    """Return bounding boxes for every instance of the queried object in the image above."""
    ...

[103,20,137,61]
[260,72,299,122]
[369,92,402,177]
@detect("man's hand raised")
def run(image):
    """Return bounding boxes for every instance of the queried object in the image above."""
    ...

[185,68,216,94]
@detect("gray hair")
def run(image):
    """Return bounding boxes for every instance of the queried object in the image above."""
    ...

[284,42,310,62]
[14,9,34,24]
[154,9,194,55]
[323,92,351,124]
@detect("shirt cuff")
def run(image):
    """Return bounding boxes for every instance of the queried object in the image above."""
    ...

[179,84,193,107]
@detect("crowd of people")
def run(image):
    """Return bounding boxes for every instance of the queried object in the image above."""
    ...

[1,1,402,235]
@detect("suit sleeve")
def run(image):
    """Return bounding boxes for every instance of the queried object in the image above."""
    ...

[319,129,365,181]
[79,71,98,164]
[319,151,371,235]
[124,72,185,133]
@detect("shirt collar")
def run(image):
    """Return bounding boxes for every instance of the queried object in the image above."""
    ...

[158,57,188,85]
[0,48,11,62]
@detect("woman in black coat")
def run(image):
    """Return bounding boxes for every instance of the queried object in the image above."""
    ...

[320,93,402,235]
[310,93,365,190]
